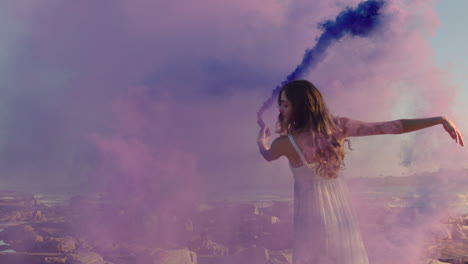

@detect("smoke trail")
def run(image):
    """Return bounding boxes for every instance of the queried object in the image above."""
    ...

[257,0,386,118]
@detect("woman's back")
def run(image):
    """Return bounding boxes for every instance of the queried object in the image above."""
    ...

[282,116,349,170]
[287,133,370,264]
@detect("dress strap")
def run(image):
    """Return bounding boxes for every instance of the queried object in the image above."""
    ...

[287,134,311,167]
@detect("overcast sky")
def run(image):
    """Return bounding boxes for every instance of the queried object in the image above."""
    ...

[431,0,468,114]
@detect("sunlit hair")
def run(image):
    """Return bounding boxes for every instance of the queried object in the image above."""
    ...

[276,80,350,178]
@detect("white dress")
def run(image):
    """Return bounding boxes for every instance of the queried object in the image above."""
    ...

[288,134,369,264]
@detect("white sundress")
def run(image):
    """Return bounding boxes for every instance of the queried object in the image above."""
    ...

[287,134,369,264]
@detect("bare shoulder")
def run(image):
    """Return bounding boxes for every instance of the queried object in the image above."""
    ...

[270,135,289,152]
[332,116,349,138]
[272,135,289,145]
[333,116,349,129]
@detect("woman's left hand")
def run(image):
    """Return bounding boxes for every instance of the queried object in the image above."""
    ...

[442,117,464,146]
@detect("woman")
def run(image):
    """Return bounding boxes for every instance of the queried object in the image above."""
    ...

[257,80,464,264]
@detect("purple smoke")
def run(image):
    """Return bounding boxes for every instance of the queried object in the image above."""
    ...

[258,0,386,118]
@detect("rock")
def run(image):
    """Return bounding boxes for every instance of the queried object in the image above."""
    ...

[451,224,467,241]
[196,255,225,264]
[23,225,34,233]
[0,191,39,207]
[266,250,292,264]
[38,226,65,238]
[36,238,60,252]
[195,203,215,213]
[463,215,468,225]
[436,259,462,264]
[270,216,280,224]
[67,252,104,264]
[92,238,120,254]
[45,255,68,263]
[439,240,468,262]
[229,246,269,264]
[258,222,293,250]
[252,201,275,213]
[185,219,194,232]
[207,202,258,223]
[1,224,40,251]
[32,209,45,222]
[0,223,71,253]
[0,209,37,223]
[188,237,229,256]
[75,237,93,251]
[236,203,259,216]
[143,248,197,264]
[425,259,451,264]
[35,234,45,242]
[461,225,468,233]
[261,201,294,221]
[0,252,63,264]
[0,244,10,251]
[203,240,228,256]
[58,237,76,253]
[137,210,194,248]
[238,218,264,244]
[266,257,291,264]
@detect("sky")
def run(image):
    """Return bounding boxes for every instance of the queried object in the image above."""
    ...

[0,0,466,198]
[430,0,468,116]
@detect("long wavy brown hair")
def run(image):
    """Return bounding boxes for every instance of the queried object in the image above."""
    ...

[276,80,350,178]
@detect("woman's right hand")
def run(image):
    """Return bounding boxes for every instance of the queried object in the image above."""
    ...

[442,117,464,146]
[257,116,271,145]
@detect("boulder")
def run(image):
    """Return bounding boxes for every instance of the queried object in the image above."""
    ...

[57,237,76,253]
[75,237,93,251]
[36,238,60,252]
[44,255,68,264]
[258,222,293,250]
[0,224,43,251]
[0,252,62,264]
[144,248,197,264]
[67,252,104,264]
[140,211,194,248]
[439,239,468,263]
[451,224,467,241]
[265,250,292,264]
[37,225,66,238]
[32,209,46,222]
[270,216,280,224]
[238,218,264,244]
[434,259,460,264]
[229,246,269,264]
[279,250,293,263]
[188,238,229,256]
[425,260,451,264]
[463,215,468,226]
[259,201,294,220]
[0,209,41,223]
[0,191,39,207]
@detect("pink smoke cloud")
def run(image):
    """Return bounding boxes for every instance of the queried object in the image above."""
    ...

[0,0,466,262]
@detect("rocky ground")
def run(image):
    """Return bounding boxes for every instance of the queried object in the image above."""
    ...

[0,190,467,264]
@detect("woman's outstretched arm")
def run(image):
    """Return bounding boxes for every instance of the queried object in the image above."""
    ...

[401,116,464,146]
[400,117,442,133]
[339,116,464,146]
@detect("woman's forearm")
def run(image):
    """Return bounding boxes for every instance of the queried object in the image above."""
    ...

[258,141,271,161]
[400,116,445,134]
